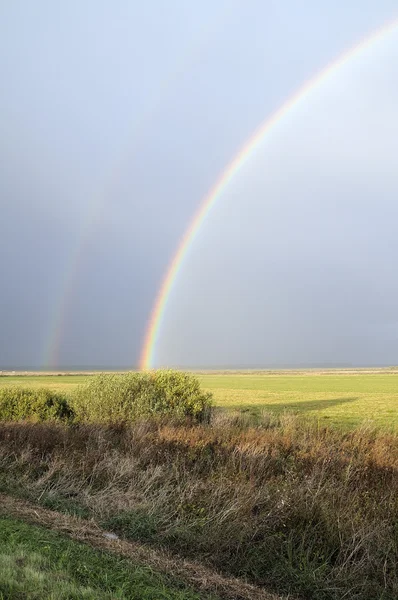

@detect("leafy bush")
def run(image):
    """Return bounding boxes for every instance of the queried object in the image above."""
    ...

[71,370,212,424]
[0,387,73,422]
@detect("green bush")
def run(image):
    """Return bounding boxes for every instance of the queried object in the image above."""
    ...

[71,370,212,424]
[0,387,73,422]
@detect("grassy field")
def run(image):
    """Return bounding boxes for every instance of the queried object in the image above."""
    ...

[198,371,398,428]
[1,370,398,598]
[0,375,90,392]
[0,517,211,600]
[2,367,398,600]
[2,369,398,428]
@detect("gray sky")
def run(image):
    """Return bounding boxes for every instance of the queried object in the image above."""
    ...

[1,1,398,368]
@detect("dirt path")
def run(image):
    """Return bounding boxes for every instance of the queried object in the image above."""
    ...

[0,493,287,600]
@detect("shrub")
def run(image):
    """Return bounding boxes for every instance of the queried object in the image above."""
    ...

[71,370,212,424]
[0,387,73,422]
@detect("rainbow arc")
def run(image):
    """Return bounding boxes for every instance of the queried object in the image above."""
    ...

[140,17,398,370]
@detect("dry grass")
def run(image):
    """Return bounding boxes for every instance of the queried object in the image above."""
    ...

[0,414,398,599]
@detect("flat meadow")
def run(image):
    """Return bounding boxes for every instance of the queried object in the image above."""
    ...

[2,368,398,599]
[2,368,398,428]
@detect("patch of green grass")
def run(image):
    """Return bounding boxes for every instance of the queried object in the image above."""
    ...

[0,375,90,393]
[198,373,398,428]
[104,510,159,543]
[0,517,212,600]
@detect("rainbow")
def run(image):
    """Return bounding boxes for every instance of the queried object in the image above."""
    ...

[140,16,398,370]
[42,6,231,368]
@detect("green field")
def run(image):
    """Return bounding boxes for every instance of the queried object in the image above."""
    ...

[1,370,398,428]
[199,371,398,428]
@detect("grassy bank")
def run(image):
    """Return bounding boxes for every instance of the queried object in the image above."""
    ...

[0,516,210,600]
[1,416,398,599]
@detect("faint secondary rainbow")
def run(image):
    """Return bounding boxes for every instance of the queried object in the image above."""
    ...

[140,16,398,370]
[42,5,232,368]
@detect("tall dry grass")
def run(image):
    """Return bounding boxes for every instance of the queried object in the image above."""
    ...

[0,413,397,599]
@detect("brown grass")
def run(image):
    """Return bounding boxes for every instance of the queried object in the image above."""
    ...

[0,414,398,599]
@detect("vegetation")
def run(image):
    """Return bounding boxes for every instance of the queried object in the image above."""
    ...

[2,369,398,428]
[0,371,212,425]
[0,415,398,599]
[2,369,398,598]
[0,386,73,422]
[71,370,212,424]
[0,517,209,600]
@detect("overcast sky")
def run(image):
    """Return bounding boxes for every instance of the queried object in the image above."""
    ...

[1,1,398,369]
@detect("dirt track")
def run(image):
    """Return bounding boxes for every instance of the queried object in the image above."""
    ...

[0,493,288,600]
